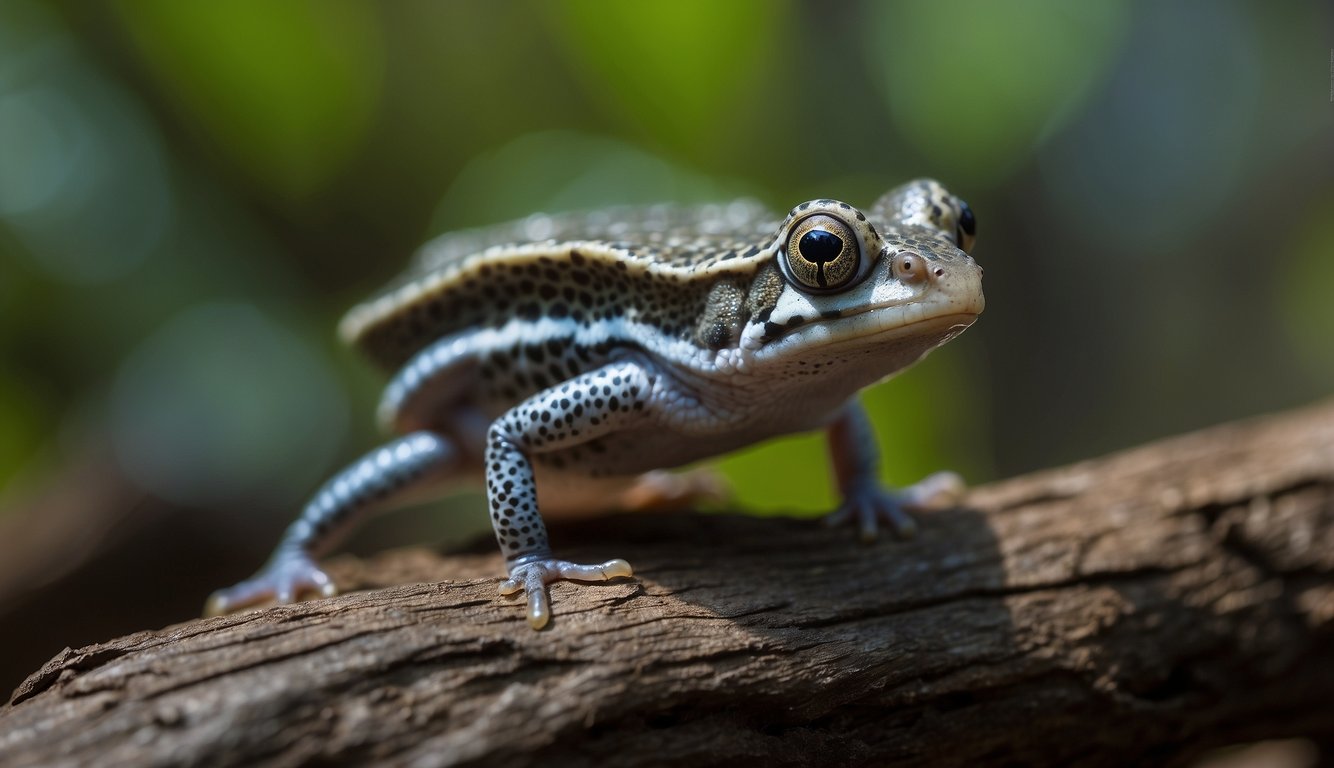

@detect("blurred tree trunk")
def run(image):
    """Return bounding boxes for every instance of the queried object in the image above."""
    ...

[2,401,1333,767]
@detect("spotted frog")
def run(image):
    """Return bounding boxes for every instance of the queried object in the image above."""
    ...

[207,179,984,629]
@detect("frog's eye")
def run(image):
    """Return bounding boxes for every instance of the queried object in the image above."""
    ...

[783,214,861,292]
[956,200,977,253]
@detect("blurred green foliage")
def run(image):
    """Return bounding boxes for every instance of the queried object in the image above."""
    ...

[869,1,1129,184]
[545,0,787,160]
[113,0,383,200]
[1280,195,1334,382]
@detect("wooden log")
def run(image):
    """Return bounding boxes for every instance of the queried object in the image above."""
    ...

[3,401,1333,767]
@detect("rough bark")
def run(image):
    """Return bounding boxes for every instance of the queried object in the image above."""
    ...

[3,401,1333,767]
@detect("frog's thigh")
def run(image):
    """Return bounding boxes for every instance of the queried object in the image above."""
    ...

[537,468,726,518]
[536,473,638,518]
[618,469,728,511]
[377,331,482,433]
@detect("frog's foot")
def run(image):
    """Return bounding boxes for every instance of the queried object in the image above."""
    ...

[619,468,731,511]
[204,551,337,617]
[499,556,634,630]
[824,471,966,542]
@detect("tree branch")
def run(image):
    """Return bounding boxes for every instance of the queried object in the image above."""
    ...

[3,401,1333,767]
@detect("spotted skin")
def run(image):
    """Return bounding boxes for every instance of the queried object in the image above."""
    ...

[206,179,985,629]
[486,361,652,559]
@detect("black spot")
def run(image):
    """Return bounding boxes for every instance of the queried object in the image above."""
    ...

[517,302,541,321]
[763,321,783,338]
[821,309,842,319]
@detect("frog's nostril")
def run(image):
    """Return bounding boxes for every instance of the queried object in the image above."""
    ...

[894,251,929,284]
[933,267,945,278]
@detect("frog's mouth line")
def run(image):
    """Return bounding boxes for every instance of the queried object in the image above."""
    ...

[752,297,983,354]
[746,313,977,369]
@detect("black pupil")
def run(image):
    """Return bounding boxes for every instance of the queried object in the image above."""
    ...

[959,204,976,236]
[799,229,843,264]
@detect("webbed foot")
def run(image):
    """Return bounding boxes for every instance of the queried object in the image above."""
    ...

[205,550,337,617]
[824,470,965,542]
[499,556,634,629]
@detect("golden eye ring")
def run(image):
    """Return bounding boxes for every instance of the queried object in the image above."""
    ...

[782,214,861,292]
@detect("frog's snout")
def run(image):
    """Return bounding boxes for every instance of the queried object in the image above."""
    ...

[889,247,985,317]
[890,250,943,286]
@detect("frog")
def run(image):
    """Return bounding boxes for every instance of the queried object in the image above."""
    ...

[206,178,984,629]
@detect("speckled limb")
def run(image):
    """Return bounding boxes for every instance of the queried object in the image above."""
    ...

[205,432,462,616]
[376,331,480,432]
[823,399,965,541]
[486,360,652,627]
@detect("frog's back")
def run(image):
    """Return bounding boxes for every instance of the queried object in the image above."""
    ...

[341,201,780,370]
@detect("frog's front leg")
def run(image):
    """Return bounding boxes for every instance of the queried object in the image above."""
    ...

[205,431,462,616]
[823,399,965,541]
[486,360,660,629]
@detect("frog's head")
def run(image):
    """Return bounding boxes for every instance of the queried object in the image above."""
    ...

[741,179,983,376]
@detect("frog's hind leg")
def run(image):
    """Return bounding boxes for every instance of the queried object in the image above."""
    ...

[208,333,493,616]
[618,469,730,511]
[205,430,467,616]
[536,468,729,520]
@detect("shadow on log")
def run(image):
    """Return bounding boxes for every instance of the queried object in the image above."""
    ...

[2,401,1333,766]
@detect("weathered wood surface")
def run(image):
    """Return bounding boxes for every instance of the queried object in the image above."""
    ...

[3,401,1333,767]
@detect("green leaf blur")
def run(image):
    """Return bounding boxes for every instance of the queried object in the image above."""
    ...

[112,0,383,200]
[867,1,1129,184]
[545,0,789,159]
